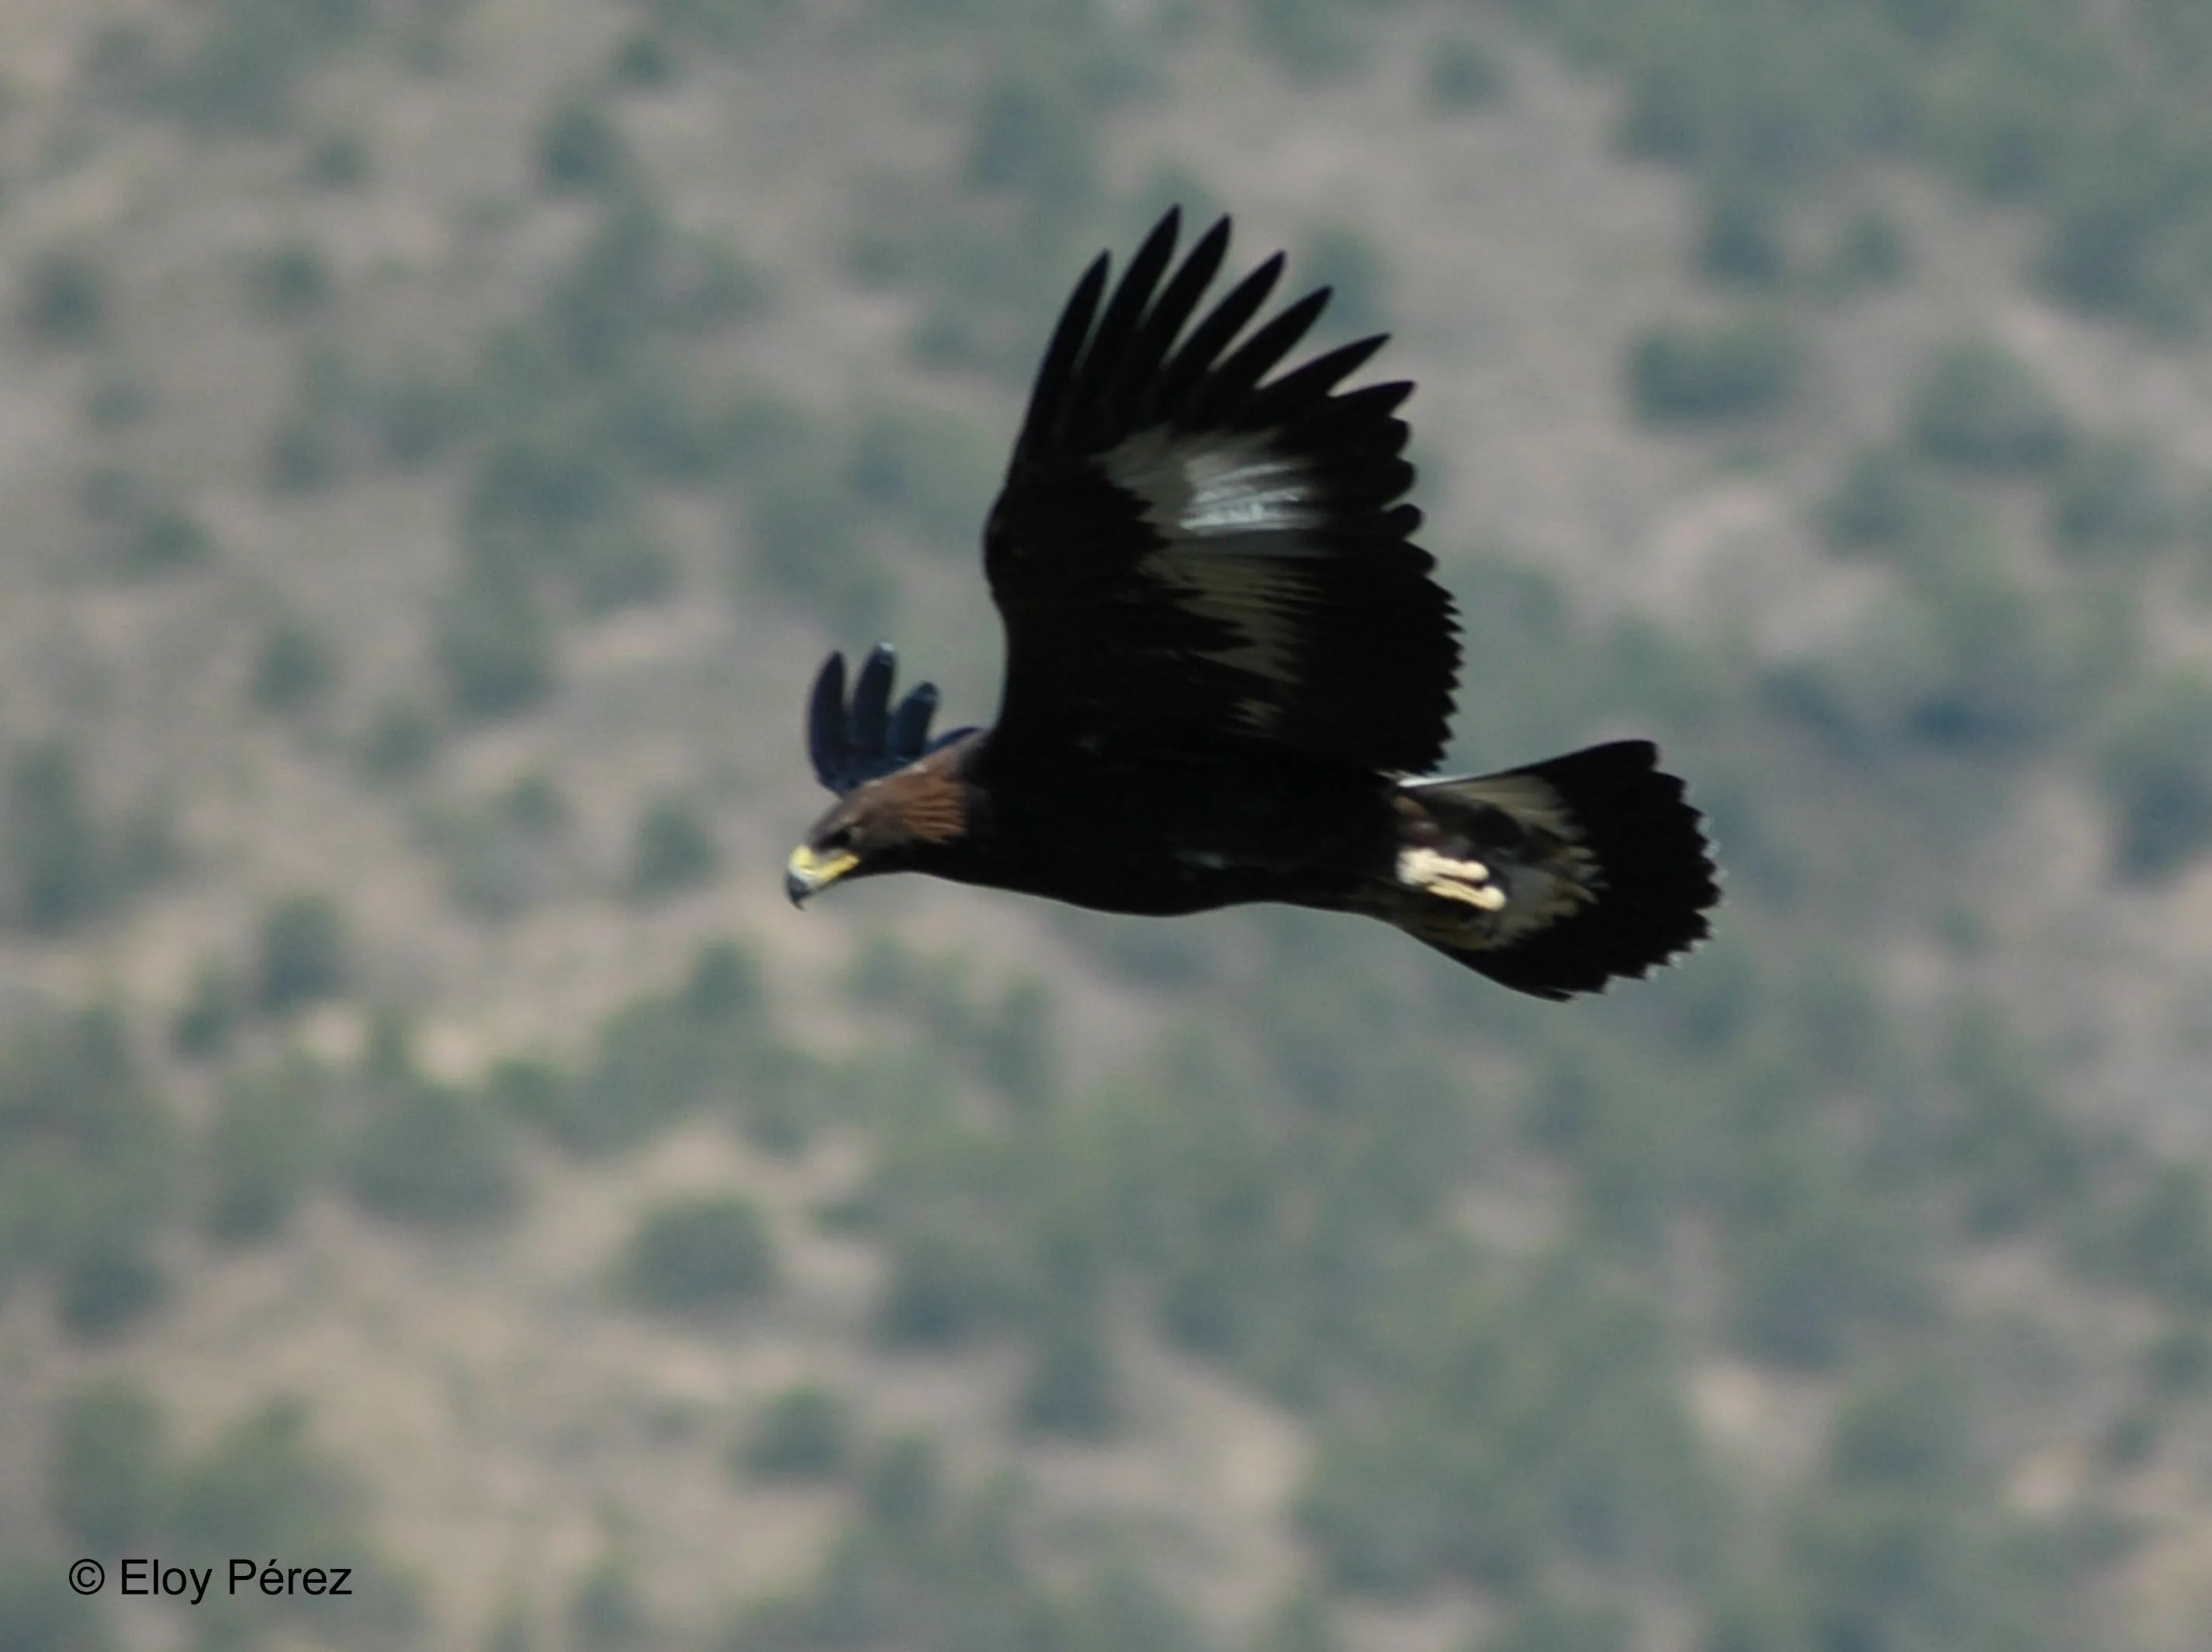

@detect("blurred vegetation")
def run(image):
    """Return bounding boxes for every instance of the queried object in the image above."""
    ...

[255,891,350,1013]
[203,1055,327,1242]
[616,1191,777,1317]
[346,1020,523,1230]
[736,1382,855,1481]
[5,740,173,934]
[250,615,342,715]
[0,1005,175,1337]
[1625,316,1799,425]
[19,248,109,348]
[435,770,575,920]
[629,792,722,899]
[0,1557,113,1652]
[3,5,2211,1651]
[1908,339,2073,476]
[50,1377,167,1552]
[1518,0,2212,329]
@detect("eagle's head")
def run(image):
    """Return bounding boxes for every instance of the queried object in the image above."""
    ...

[785,749,976,905]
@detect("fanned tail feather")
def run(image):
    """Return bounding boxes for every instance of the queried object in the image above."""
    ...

[1404,740,1719,1000]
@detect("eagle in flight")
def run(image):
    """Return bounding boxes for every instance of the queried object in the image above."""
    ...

[785,210,1718,999]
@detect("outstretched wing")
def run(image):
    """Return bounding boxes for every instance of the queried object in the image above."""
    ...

[807,646,973,795]
[980,208,1459,777]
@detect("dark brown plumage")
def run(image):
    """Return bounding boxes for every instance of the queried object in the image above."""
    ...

[786,210,1719,999]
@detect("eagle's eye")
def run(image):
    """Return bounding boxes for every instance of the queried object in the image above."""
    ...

[821,823,857,852]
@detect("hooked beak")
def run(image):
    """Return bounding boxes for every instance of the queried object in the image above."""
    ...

[785,844,860,906]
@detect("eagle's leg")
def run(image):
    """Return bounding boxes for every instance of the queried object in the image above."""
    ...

[1362,739,1717,999]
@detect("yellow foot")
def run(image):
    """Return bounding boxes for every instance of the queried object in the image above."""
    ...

[1397,846,1506,912]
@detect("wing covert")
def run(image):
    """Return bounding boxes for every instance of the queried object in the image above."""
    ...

[983,208,1459,778]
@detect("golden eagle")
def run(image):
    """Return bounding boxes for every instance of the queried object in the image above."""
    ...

[786,210,1718,999]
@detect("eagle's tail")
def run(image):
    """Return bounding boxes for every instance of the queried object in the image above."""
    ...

[1388,740,1719,1000]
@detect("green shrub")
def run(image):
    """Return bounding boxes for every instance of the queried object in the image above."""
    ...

[1907,340,2072,474]
[1822,203,1909,289]
[19,249,106,346]
[462,426,673,610]
[265,417,341,494]
[360,694,440,776]
[425,771,558,916]
[83,467,220,577]
[347,1072,520,1230]
[164,0,372,132]
[2095,673,2212,881]
[1248,1590,1341,1652]
[1249,0,1368,83]
[981,978,1058,1108]
[245,239,331,320]
[1784,551,2128,758]
[249,615,341,712]
[1626,317,1800,424]
[2109,1164,2212,1307]
[536,939,806,1156]
[1486,1591,1632,1652]
[860,1432,940,1535]
[302,130,370,189]
[82,369,151,431]
[1298,1256,1711,1593]
[618,1193,777,1315]
[464,431,625,558]
[612,29,678,88]
[1939,1005,2085,1238]
[1427,31,1508,110]
[58,1242,168,1339]
[1724,1139,1931,1367]
[204,1056,327,1242]
[1825,1359,1971,1494]
[125,507,216,575]
[374,369,463,469]
[49,1378,168,1552]
[688,937,765,1020]
[846,403,997,555]
[736,1383,853,1480]
[0,1007,174,1292]
[1697,181,1789,288]
[2037,133,2206,330]
[9,742,106,933]
[569,1554,651,1652]
[434,566,558,717]
[963,74,1098,207]
[171,958,243,1058]
[874,1225,1023,1348]
[1819,445,1960,556]
[741,473,889,636]
[537,95,631,194]
[1015,1315,1119,1439]
[169,1397,356,1557]
[548,194,766,376]
[2048,435,2177,563]
[0,1556,113,1652]
[2143,1321,2212,1396]
[255,891,348,1013]
[630,794,721,898]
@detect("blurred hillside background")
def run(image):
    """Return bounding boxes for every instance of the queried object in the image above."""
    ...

[5,1,2212,1649]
